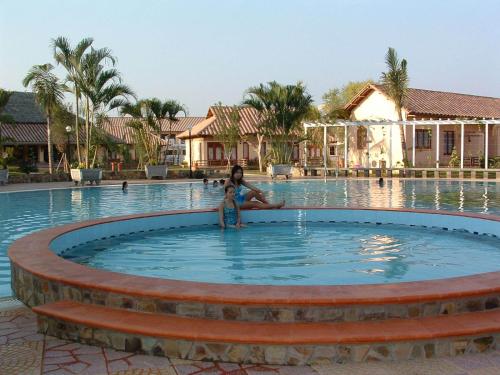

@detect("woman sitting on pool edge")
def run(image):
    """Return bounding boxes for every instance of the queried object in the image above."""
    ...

[224,165,284,209]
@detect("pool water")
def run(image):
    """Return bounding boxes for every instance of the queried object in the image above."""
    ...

[63,222,500,285]
[1,180,499,294]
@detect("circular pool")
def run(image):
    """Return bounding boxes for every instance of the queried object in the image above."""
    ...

[8,208,500,365]
[62,218,500,286]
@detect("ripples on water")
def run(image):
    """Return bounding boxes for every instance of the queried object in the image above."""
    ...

[64,222,500,285]
[1,180,499,295]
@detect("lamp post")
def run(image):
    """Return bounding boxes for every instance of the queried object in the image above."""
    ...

[188,125,193,178]
[65,126,72,171]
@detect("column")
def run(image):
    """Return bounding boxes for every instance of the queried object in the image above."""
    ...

[323,125,327,175]
[435,122,440,169]
[412,122,416,167]
[389,123,393,167]
[460,122,464,169]
[344,124,348,168]
[485,122,489,170]
[304,126,308,168]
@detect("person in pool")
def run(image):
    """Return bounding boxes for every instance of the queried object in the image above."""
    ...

[122,181,128,192]
[219,185,242,229]
[224,165,284,209]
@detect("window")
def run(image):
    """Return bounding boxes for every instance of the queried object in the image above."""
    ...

[357,127,367,149]
[444,131,455,155]
[329,146,337,156]
[416,129,432,150]
[261,142,267,156]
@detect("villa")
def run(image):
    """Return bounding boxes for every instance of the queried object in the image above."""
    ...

[339,84,500,169]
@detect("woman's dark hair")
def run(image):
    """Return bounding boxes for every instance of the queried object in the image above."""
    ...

[224,185,235,193]
[230,165,244,185]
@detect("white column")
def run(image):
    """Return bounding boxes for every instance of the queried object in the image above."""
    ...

[389,123,393,167]
[304,126,308,168]
[460,122,464,169]
[485,122,489,170]
[412,122,416,167]
[344,124,348,168]
[435,122,440,169]
[367,125,370,168]
[323,125,327,175]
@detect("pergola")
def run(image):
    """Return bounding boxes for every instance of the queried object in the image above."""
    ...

[303,118,500,172]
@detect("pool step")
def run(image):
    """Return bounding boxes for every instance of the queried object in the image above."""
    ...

[34,300,500,364]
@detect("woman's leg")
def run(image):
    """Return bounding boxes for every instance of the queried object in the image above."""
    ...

[240,200,285,210]
[245,190,269,204]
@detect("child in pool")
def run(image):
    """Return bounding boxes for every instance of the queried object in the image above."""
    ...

[122,181,128,192]
[219,185,242,229]
[224,165,284,209]
[203,178,209,188]
[213,180,219,187]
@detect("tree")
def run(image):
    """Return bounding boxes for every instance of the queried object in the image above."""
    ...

[163,100,187,164]
[244,81,312,165]
[121,100,160,167]
[214,105,241,170]
[381,47,409,166]
[52,36,94,164]
[23,64,65,174]
[322,80,373,120]
[76,47,134,167]
[0,89,14,156]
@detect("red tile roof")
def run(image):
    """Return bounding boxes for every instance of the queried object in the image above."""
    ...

[177,106,263,139]
[345,84,500,118]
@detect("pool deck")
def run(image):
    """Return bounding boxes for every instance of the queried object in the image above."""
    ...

[2,301,500,375]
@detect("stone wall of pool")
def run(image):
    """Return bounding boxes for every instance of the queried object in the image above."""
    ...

[8,208,500,364]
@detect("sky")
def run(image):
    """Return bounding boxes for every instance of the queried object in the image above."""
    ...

[1,0,499,116]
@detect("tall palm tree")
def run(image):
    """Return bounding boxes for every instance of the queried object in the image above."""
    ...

[381,47,409,166]
[23,64,65,174]
[52,36,94,164]
[76,47,132,167]
[244,81,312,165]
[0,89,14,155]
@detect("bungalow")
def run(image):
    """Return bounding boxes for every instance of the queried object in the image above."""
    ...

[341,84,500,168]
[0,92,205,167]
[177,106,316,168]
[101,116,205,164]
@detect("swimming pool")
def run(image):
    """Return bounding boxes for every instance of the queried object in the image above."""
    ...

[1,179,499,296]
[62,221,500,285]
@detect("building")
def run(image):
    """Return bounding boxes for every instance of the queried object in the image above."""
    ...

[342,84,500,168]
[177,106,311,168]
[102,116,205,164]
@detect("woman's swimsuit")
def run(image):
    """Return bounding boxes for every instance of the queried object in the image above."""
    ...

[234,184,246,205]
[223,203,238,226]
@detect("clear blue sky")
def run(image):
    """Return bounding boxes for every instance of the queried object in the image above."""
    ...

[1,0,499,116]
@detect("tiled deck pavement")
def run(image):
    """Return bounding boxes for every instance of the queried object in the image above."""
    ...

[1,303,500,375]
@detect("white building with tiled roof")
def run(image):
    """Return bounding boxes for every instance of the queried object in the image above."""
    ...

[342,84,500,168]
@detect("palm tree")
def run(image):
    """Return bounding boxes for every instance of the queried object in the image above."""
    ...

[121,100,157,166]
[76,47,133,167]
[23,64,65,174]
[0,89,14,155]
[381,47,409,166]
[163,100,187,164]
[52,36,94,164]
[244,81,312,165]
